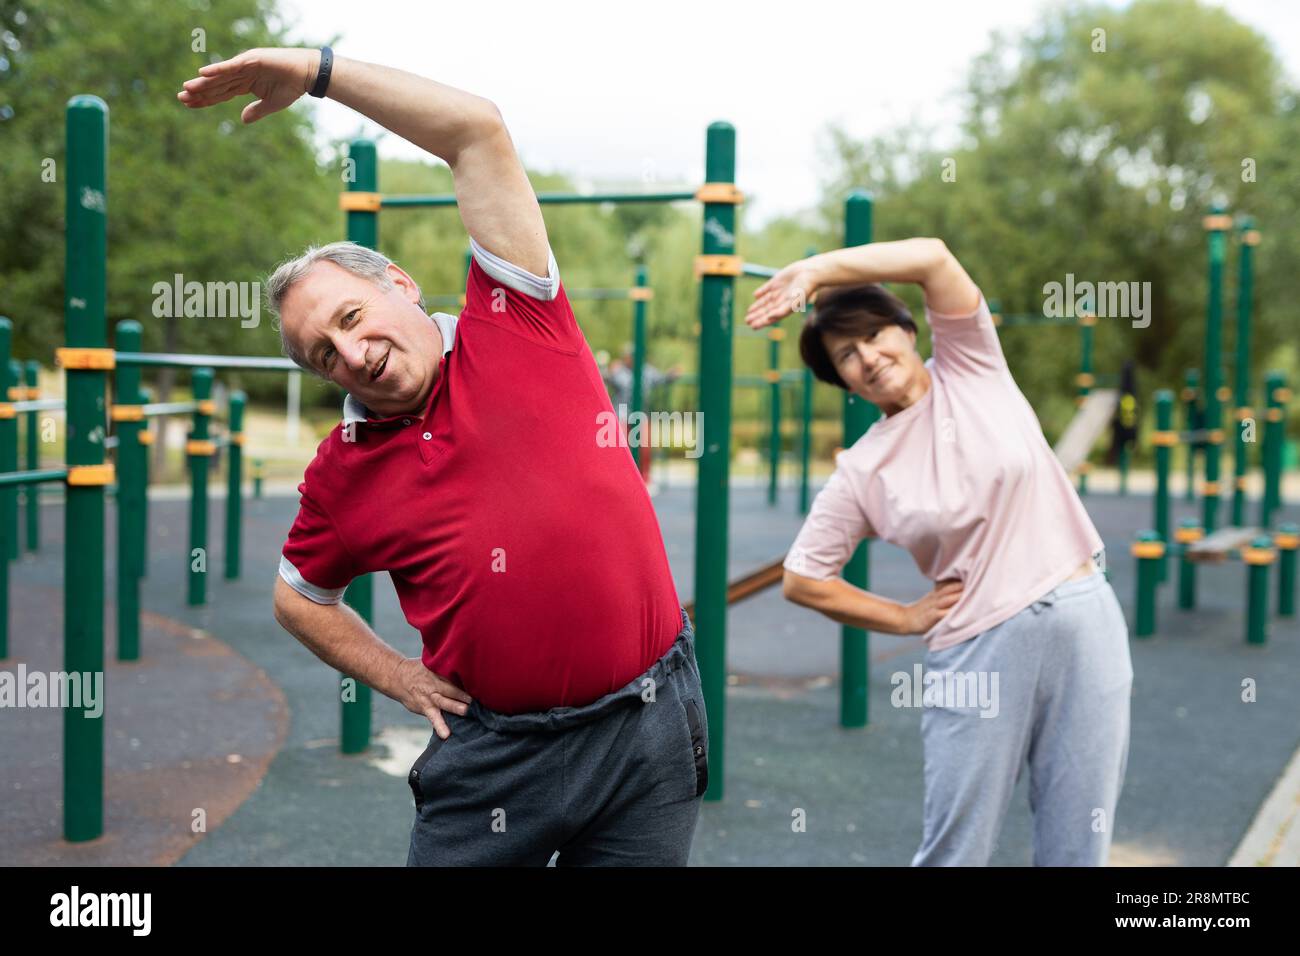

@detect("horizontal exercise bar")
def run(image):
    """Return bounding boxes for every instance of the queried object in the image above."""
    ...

[140,400,200,417]
[428,288,645,306]
[116,351,300,372]
[0,467,69,488]
[381,190,698,209]
[12,398,66,413]
[741,263,780,279]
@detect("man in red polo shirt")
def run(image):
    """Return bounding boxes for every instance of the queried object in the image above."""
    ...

[180,47,708,865]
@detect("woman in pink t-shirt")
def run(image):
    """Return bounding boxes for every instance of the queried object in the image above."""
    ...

[748,238,1133,867]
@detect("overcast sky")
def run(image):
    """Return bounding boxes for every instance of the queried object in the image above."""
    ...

[276,0,1299,226]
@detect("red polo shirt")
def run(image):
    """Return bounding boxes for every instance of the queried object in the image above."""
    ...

[279,240,682,714]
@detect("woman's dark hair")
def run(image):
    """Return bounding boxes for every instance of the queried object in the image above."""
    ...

[799,283,917,390]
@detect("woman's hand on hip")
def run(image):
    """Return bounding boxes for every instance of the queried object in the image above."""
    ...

[745,260,819,329]
[901,579,964,634]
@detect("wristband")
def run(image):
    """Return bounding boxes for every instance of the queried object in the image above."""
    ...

[309,46,333,98]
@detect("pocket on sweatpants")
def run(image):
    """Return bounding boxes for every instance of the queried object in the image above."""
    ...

[407,732,446,810]
[682,697,709,798]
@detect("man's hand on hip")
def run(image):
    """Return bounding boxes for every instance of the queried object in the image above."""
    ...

[392,658,473,740]
[177,47,319,124]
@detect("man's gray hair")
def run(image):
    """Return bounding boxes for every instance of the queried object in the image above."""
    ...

[265,241,425,374]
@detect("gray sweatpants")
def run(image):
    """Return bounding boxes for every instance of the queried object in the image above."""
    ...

[406,609,707,866]
[911,571,1133,866]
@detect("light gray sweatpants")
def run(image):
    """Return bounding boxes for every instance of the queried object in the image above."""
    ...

[911,570,1133,866]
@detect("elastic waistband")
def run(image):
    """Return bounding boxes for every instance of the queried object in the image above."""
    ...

[466,608,695,734]
[1029,569,1108,613]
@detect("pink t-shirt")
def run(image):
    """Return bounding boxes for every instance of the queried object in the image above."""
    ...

[784,291,1104,651]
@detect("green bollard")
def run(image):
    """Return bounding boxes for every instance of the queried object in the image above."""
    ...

[1275,524,1297,618]
[1176,518,1202,610]
[799,365,813,515]
[1243,535,1274,645]
[1259,372,1287,529]
[339,138,380,755]
[5,358,19,561]
[63,94,110,843]
[1201,205,1229,535]
[692,122,738,798]
[0,320,13,660]
[24,360,40,552]
[1182,368,1199,502]
[841,190,876,729]
[767,329,782,506]
[253,458,264,499]
[1132,531,1164,637]
[113,321,146,662]
[1152,390,1174,584]
[187,368,214,607]
[224,392,245,580]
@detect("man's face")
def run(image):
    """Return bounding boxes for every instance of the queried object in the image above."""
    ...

[281,260,443,419]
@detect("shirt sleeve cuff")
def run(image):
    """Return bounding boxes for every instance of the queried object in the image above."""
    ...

[469,237,561,301]
[279,555,347,605]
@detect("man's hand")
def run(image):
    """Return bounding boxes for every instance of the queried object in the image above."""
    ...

[391,657,474,740]
[899,579,964,635]
[744,260,820,329]
[178,48,320,124]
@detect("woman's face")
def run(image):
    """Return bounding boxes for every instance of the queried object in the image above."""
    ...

[822,324,927,415]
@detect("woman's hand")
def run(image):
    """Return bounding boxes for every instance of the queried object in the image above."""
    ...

[744,259,820,329]
[390,658,473,740]
[899,579,964,635]
[177,48,320,124]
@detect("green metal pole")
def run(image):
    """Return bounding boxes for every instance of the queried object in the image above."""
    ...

[1077,316,1095,496]
[114,321,145,662]
[253,458,264,499]
[224,392,245,580]
[1177,518,1201,610]
[63,94,109,842]
[630,266,647,468]
[1276,523,1298,618]
[1182,368,1199,502]
[1260,371,1286,529]
[1232,220,1256,527]
[1154,390,1173,584]
[841,190,876,729]
[1244,535,1273,645]
[693,122,737,800]
[1133,531,1162,637]
[1202,205,1228,534]
[0,321,12,660]
[187,367,213,607]
[340,138,379,755]
[24,360,40,552]
[799,365,813,515]
[3,357,18,562]
[767,330,781,505]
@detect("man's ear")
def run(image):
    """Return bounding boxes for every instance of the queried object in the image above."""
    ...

[387,262,423,304]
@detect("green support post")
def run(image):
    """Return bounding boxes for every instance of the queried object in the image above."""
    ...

[24,360,40,552]
[841,191,876,728]
[1132,531,1163,637]
[224,392,245,580]
[4,358,18,562]
[1259,371,1286,529]
[1176,518,1201,610]
[630,265,648,468]
[1153,390,1173,584]
[1244,535,1273,645]
[1182,368,1199,502]
[0,321,13,659]
[800,365,813,515]
[114,321,146,662]
[1077,315,1095,496]
[187,368,213,607]
[766,329,781,505]
[693,122,737,800]
[1231,219,1257,527]
[1275,524,1297,618]
[63,94,110,842]
[340,138,379,755]
[1202,205,1228,534]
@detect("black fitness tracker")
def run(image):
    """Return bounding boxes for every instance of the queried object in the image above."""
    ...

[309,46,333,98]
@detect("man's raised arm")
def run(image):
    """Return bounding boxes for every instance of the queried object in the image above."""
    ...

[178,48,550,275]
